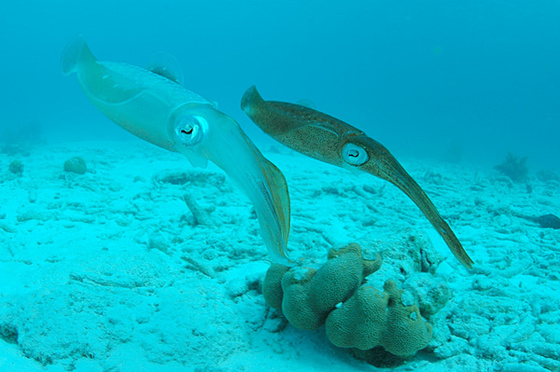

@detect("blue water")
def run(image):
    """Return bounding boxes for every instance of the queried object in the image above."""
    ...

[1,0,559,169]
[1,2,560,370]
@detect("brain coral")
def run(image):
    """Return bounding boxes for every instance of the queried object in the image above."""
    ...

[326,279,433,356]
[262,243,433,357]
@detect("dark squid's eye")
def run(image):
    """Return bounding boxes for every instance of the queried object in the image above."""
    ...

[175,115,208,145]
[342,143,369,166]
[348,149,359,158]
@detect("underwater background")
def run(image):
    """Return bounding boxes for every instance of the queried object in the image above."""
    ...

[1,0,559,170]
[1,1,560,372]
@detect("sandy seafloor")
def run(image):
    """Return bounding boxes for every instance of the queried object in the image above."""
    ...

[0,139,559,372]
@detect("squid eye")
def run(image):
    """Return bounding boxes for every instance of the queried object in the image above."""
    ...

[175,115,208,145]
[342,143,369,166]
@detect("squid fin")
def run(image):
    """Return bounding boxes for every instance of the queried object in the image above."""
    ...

[146,51,184,85]
[61,34,96,76]
[296,99,316,109]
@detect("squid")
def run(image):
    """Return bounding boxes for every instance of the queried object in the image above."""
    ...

[241,86,473,269]
[61,36,291,265]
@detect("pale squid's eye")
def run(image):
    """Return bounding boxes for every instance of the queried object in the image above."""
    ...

[175,115,208,145]
[342,143,369,166]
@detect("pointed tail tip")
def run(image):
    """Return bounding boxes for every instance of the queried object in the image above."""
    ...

[463,254,474,269]
[454,246,474,269]
[240,85,259,113]
[271,253,295,267]
[61,34,94,76]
